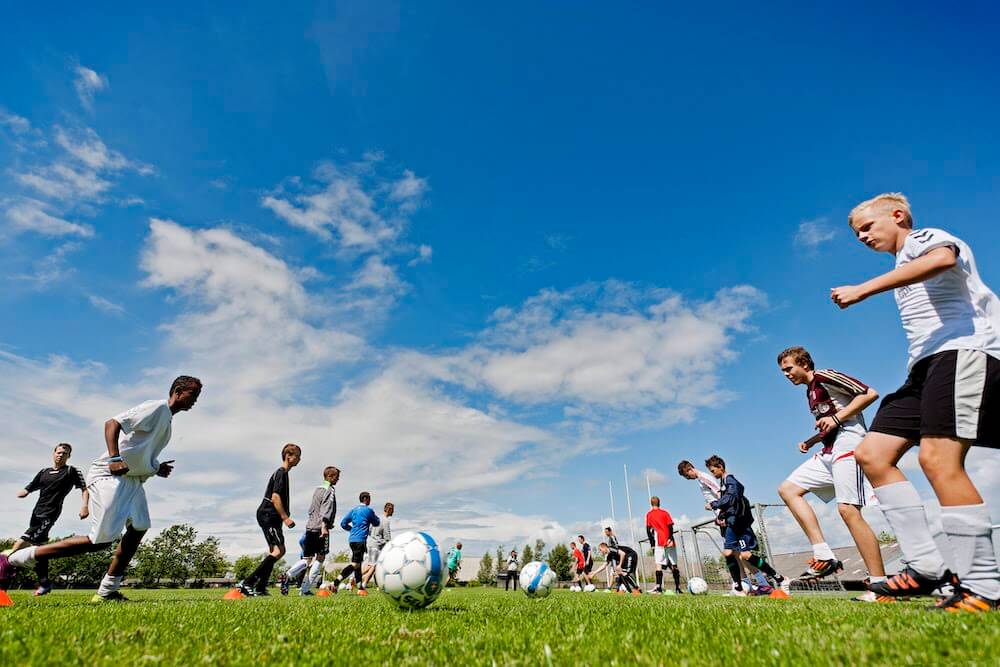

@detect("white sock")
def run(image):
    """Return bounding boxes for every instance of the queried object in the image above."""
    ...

[8,546,37,567]
[874,481,946,579]
[940,504,1000,600]
[287,559,309,579]
[926,509,957,572]
[868,575,887,584]
[812,542,836,561]
[97,574,123,597]
[302,561,322,593]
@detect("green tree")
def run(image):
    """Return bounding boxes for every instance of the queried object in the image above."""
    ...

[190,536,229,578]
[534,539,545,560]
[233,555,259,581]
[495,545,504,576]
[477,551,495,585]
[522,544,534,564]
[133,524,198,586]
[547,543,573,581]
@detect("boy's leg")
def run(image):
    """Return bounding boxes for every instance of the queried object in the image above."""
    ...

[95,526,146,598]
[921,436,1000,602]
[780,457,840,567]
[838,504,885,579]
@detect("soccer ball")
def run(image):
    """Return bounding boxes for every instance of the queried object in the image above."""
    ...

[519,561,556,598]
[583,584,596,593]
[687,576,709,595]
[374,531,447,610]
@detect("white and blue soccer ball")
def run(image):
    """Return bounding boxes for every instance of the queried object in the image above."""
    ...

[374,531,448,610]
[519,561,557,598]
[687,576,709,595]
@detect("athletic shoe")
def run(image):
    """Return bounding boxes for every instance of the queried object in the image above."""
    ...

[868,566,954,598]
[646,587,662,595]
[254,588,271,597]
[674,588,684,595]
[236,581,256,597]
[725,587,747,597]
[33,582,53,596]
[279,574,289,596]
[748,584,773,596]
[90,591,128,603]
[299,590,314,596]
[0,553,13,590]
[798,558,843,580]
[931,587,998,614]
[357,588,369,597]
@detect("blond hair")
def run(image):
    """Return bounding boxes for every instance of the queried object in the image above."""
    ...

[848,192,913,228]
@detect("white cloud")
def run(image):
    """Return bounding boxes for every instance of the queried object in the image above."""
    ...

[408,244,433,267]
[13,242,84,287]
[54,126,152,175]
[87,294,125,315]
[0,109,32,135]
[795,218,837,249]
[73,65,108,110]
[4,198,94,237]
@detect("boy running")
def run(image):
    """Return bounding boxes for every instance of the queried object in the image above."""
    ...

[677,460,746,594]
[706,455,789,595]
[362,502,393,587]
[8,443,89,596]
[331,491,379,596]
[645,496,682,594]
[239,443,301,597]
[0,376,201,600]
[447,542,463,581]
[282,465,338,596]
[832,193,1000,611]
[776,347,887,598]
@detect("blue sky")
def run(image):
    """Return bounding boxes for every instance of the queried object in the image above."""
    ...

[2,2,999,557]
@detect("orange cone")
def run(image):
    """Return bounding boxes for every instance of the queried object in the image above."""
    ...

[0,590,14,607]
[631,589,641,596]
[316,589,331,598]
[769,589,789,599]
[223,588,245,600]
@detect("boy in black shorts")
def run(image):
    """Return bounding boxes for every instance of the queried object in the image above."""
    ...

[598,542,640,594]
[9,443,89,596]
[238,443,300,596]
[833,193,1000,611]
[281,465,338,595]
[706,455,789,595]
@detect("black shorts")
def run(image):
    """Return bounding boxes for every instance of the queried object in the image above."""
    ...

[257,508,284,548]
[724,525,759,552]
[302,530,329,558]
[349,541,367,563]
[871,350,1000,447]
[21,515,56,545]
[583,562,593,574]
[620,552,638,574]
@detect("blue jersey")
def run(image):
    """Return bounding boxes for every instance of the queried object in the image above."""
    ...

[340,504,380,543]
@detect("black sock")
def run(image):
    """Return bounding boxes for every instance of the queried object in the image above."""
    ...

[672,567,681,590]
[726,555,742,585]
[655,571,663,588]
[35,558,50,587]
[248,555,277,590]
[337,564,355,584]
[354,564,363,587]
[749,555,777,578]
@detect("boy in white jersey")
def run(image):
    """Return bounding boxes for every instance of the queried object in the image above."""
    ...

[0,376,202,601]
[832,192,1000,612]
[776,347,887,599]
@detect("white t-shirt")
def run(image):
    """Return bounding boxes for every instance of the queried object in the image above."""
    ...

[894,228,1000,368]
[695,471,721,505]
[91,400,173,481]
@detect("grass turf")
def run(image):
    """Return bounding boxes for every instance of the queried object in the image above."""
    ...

[2,587,998,666]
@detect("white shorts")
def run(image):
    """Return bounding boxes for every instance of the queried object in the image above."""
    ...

[653,545,678,567]
[785,446,874,507]
[87,473,151,544]
[367,545,382,564]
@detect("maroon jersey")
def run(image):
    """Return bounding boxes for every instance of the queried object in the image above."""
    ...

[807,369,869,453]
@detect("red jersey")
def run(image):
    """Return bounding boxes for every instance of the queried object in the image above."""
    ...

[645,507,674,547]
[572,547,585,568]
[807,369,869,453]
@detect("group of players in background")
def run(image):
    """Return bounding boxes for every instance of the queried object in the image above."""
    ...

[2,193,998,613]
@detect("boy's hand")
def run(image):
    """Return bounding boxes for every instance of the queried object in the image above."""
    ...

[830,285,867,309]
[284,517,295,528]
[17,489,28,498]
[79,506,90,519]
[816,416,838,432]
[705,503,713,510]
[156,460,175,478]
[798,441,812,454]
[321,526,329,538]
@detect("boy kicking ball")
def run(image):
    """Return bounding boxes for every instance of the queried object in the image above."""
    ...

[0,376,202,601]
[775,347,888,601]
[831,193,1000,612]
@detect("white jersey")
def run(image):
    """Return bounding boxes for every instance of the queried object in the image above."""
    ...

[895,228,1000,368]
[372,517,391,548]
[695,471,721,505]
[90,400,173,481]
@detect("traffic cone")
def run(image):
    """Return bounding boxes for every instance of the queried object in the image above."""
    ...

[0,590,14,607]
[223,588,245,600]
[769,589,789,599]
[316,589,331,598]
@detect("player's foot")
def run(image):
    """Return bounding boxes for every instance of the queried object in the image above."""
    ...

[33,582,53,596]
[798,558,842,580]
[775,576,791,596]
[279,574,289,596]
[236,581,255,597]
[357,588,368,597]
[674,588,683,595]
[726,587,747,597]
[254,588,270,597]
[930,587,998,614]
[868,566,954,598]
[0,553,14,590]
[90,591,128,603]
[299,590,314,596]
[646,587,662,595]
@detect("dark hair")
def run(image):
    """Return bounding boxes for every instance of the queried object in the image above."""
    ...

[604,526,613,532]
[359,491,371,503]
[281,443,301,459]
[777,346,814,371]
[577,535,585,541]
[650,495,660,507]
[323,466,340,481]
[705,454,726,470]
[599,542,608,548]
[677,460,694,475]
[54,443,72,453]
[170,375,202,395]
[384,502,394,512]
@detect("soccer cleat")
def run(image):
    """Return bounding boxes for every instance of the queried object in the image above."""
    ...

[726,586,747,597]
[236,581,256,597]
[646,587,662,595]
[33,582,53,596]
[674,588,684,595]
[869,566,954,598]
[931,588,998,614]
[299,590,314,596]
[0,553,13,590]
[90,591,128,603]
[798,558,843,580]
[279,574,289,596]
[357,588,368,597]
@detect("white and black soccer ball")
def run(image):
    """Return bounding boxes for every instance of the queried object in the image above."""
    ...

[374,531,447,610]
[583,584,596,593]
[687,576,709,595]
[519,561,556,598]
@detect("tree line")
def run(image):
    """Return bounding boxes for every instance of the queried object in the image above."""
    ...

[476,539,602,584]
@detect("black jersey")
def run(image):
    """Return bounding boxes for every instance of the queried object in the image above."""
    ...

[258,467,290,515]
[25,466,86,520]
[607,544,636,564]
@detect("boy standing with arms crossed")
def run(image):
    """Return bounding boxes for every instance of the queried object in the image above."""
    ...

[832,193,1000,612]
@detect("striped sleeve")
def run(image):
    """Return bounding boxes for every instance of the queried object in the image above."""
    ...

[72,466,87,490]
[815,369,869,396]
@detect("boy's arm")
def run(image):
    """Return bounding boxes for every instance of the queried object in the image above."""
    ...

[816,387,879,432]
[341,513,352,531]
[711,479,736,512]
[369,509,380,527]
[271,493,294,527]
[80,487,90,519]
[19,471,42,497]
[831,246,957,309]
[104,418,129,476]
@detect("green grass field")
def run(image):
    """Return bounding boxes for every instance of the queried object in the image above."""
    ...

[2,587,998,666]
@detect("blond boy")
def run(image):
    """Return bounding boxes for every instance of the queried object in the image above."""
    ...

[831,193,1000,612]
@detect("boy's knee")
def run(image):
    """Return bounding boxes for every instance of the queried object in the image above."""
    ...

[739,551,751,561]
[837,503,861,522]
[778,481,802,502]
[853,442,876,470]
